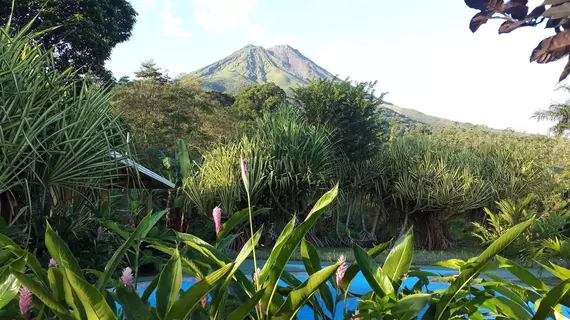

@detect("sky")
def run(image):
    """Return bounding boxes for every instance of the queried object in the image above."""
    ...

[106,0,568,134]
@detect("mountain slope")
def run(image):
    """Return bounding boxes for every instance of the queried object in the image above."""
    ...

[192,44,334,92]
[382,105,482,129]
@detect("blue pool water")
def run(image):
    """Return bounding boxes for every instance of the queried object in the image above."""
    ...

[134,261,567,319]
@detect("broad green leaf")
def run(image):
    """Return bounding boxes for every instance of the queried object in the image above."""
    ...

[493,296,532,320]
[226,289,265,320]
[261,184,338,316]
[100,220,130,240]
[392,293,432,320]
[216,208,269,242]
[177,233,230,266]
[353,244,395,298]
[210,228,262,320]
[156,249,182,318]
[435,259,466,270]
[65,269,118,320]
[273,263,340,320]
[533,279,570,320]
[434,218,534,320]
[496,256,549,293]
[259,215,296,284]
[45,222,82,277]
[488,282,534,315]
[116,286,154,320]
[166,263,234,320]
[142,274,160,302]
[11,270,72,318]
[0,256,25,309]
[340,240,391,291]
[216,234,239,251]
[541,263,570,281]
[48,267,65,303]
[96,209,168,290]
[383,227,413,283]
[301,238,334,312]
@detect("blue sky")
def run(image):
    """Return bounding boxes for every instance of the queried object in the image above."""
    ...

[107,0,564,134]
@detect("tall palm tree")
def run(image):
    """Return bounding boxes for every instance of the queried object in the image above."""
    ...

[533,86,570,136]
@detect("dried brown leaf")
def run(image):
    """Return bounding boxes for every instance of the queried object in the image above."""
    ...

[531,29,570,63]
[470,11,494,32]
[543,2,570,19]
[498,20,528,33]
[465,0,489,10]
[559,57,570,82]
[506,0,529,19]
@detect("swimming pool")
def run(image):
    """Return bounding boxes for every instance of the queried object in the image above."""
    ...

[134,261,566,319]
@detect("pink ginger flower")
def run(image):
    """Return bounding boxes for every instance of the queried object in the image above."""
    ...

[19,286,32,316]
[195,275,208,308]
[212,207,222,235]
[48,258,57,268]
[240,157,248,186]
[336,255,347,287]
[121,267,134,286]
[96,226,103,239]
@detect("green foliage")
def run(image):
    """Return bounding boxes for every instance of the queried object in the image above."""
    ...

[233,83,287,119]
[113,66,240,157]
[0,0,136,80]
[473,195,570,261]
[0,21,135,261]
[292,78,388,162]
[182,107,340,230]
[534,85,570,137]
[387,134,554,249]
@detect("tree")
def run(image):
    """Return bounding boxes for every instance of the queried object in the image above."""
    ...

[113,62,240,157]
[233,83,287,118]
[533,85,570,136]
[463,0,570,82]
[135,60,170,83]
[0,0,137,80]
[292,78,388,162]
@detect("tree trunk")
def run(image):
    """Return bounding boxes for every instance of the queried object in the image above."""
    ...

[360,198,368,235]
[415,212,452,250]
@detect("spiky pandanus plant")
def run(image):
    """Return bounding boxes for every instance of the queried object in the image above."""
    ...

[389,137,495,250]
[181,107,340,244]
[0,20,130,242]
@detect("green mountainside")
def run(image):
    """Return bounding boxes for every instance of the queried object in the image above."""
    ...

[192,44,334,93]
[381,104,484,130]
[193,44,495,131]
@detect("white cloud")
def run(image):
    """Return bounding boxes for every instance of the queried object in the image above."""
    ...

[160,0,191,38]
[136,0,157,14]
[192,0,263,34]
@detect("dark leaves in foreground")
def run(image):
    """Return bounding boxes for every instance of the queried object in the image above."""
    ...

[463,0,570,82]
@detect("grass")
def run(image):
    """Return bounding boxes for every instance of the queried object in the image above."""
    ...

[229,247,483,266]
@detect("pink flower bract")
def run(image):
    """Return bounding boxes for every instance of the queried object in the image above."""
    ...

[240,157,248,185]
[96,226,103,239]
[19,286,32,316]
[213,207,222,235]
[121,267,134,286]
[336,255,347,287]
[48,258,57,268]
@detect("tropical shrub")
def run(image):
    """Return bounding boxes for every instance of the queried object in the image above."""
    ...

[473,195,570,261]
[181,107,340,242]
[386,135,555,250]
[233,82,287,119]
[0,21,134,240]
[112,65,239,157]
[292,78,388,163]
